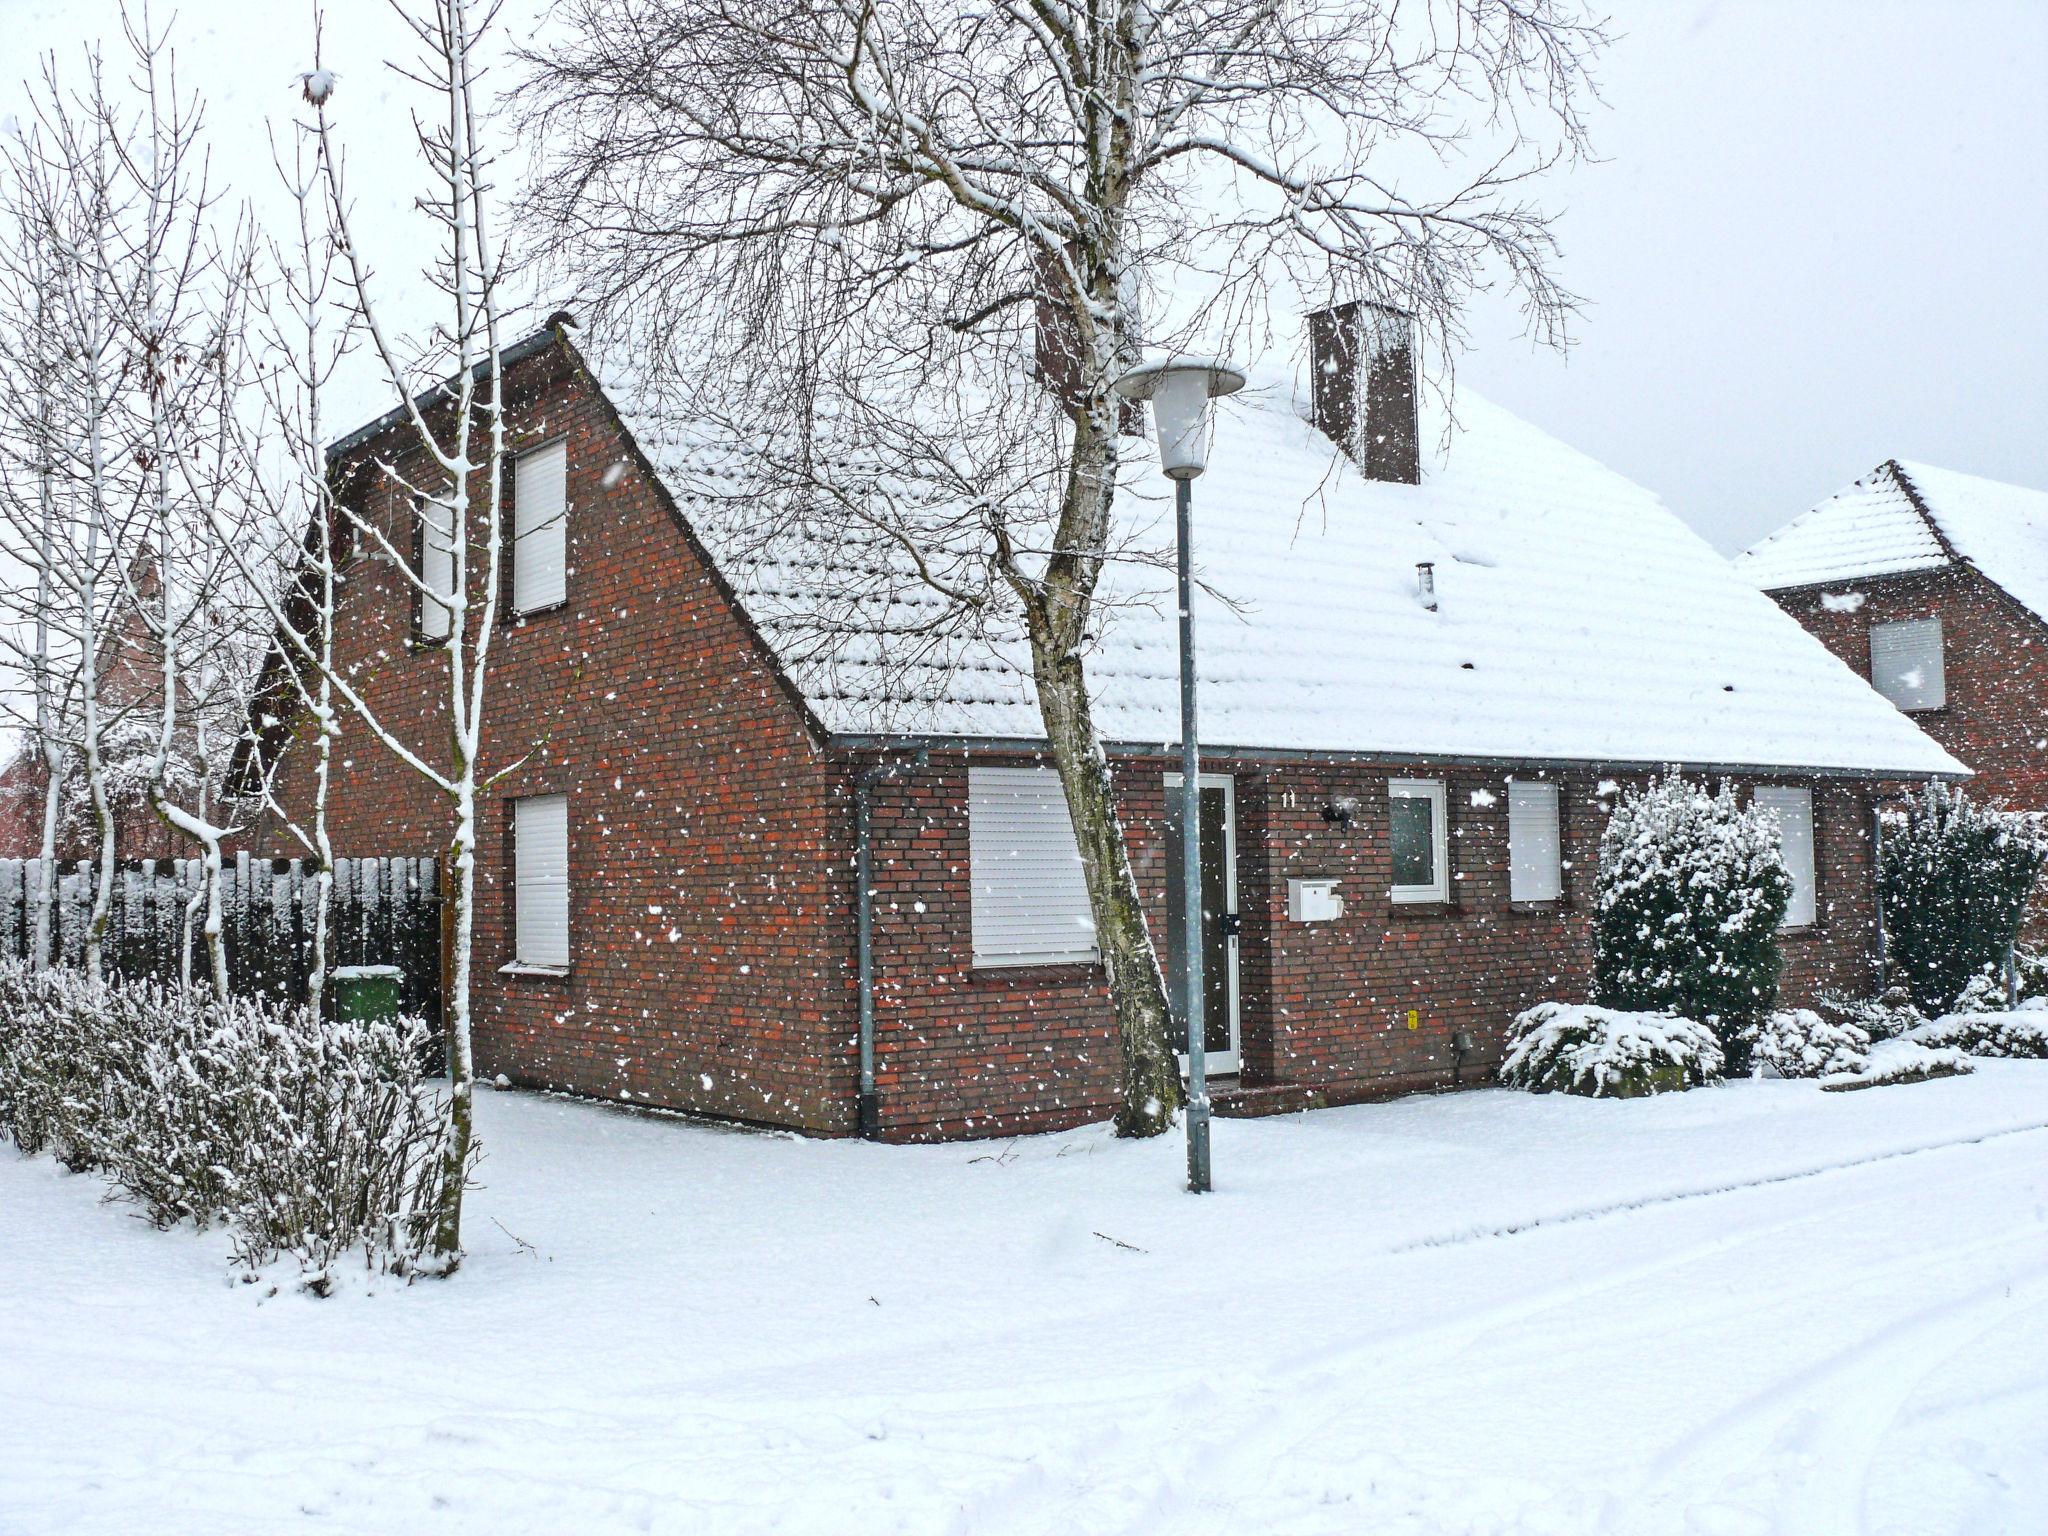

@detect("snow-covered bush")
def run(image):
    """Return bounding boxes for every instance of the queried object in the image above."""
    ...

[1820,1038,1973,1091]
[1949,964,2012,1016]
[1879,783,2048,1015]
[1743,1008,1870,1079]
[1813,987,1924,1044]
[1500,1003,1725,1098]
[0,962,468,1283]
[1944,945,2048,1013]
[1905,1002,2048,1060]
[1593,775,1791,1071]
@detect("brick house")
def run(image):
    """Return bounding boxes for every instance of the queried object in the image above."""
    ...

[0,559,192,863]
[1739,459,2048,815]
[258,313,1959,1141]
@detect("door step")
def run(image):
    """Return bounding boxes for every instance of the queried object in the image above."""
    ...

[1210,1081,1331,1118]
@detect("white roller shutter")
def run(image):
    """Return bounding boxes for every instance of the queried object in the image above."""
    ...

[514,794,571,968]
[1507,779,1562,902]
[1869,617,1944,711]
[1754,786,1817,929]
[418,496,456,641]
[968,766,1098,967]
[513,441,568,614]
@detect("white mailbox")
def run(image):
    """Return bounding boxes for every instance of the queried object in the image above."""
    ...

[1287,878,1345,923]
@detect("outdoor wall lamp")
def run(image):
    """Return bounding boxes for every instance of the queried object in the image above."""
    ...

[1450,1030,1478,1086]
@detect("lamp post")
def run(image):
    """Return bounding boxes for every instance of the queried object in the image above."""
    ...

[1111,355,1245,1194]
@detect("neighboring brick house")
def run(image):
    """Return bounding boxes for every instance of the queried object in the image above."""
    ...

[1739,459,2048,815]
[0,560,191,863]
[258,313,1959,1142]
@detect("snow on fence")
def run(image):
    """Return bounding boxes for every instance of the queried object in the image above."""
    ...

[0,855,442,1027]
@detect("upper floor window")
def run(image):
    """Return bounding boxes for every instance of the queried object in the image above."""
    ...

[1388,778,1449,904]
[417,496,456,643]
[1869,616,1944,711]
[510,440,569,616]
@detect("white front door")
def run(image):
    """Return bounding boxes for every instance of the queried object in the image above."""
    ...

[1164,772,1241,1075]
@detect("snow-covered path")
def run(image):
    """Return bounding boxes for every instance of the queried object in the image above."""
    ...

[4,1069,2045,1535]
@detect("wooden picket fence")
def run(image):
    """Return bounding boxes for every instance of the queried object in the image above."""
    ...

[0,854,443,1027]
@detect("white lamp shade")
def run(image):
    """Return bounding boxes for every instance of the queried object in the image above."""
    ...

[1111,355,1246,480]
[1150,368,1213,479]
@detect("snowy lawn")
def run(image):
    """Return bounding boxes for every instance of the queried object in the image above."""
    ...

[5,1069,2047,1535]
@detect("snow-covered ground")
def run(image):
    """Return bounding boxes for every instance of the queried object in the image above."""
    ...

[5,1070,2046,1535]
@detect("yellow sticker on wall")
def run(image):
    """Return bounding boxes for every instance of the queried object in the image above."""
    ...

[1406,1009,1419,1031]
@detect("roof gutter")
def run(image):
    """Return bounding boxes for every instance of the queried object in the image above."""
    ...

[826,733,1967,783]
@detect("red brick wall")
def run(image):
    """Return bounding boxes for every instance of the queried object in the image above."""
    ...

[262,339,859,1133]
[861,758,1883,1140]
[1770,565,2048,811]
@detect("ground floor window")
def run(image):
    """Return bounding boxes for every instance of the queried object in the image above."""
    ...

[967,766,1098,967]
[1753,785,1817,928]
[512,793,571,969]
[1388,778,1449,903]
[1508,779,1563,902]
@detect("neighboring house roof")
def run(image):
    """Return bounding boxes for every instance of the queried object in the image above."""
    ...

[1739,459,2048,627]
[582,335,1958,779]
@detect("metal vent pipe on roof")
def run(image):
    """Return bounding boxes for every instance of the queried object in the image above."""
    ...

[1416,561,1438,611]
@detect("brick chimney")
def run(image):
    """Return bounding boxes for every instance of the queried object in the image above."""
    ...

[1307,301,1420,484]
[1033,246,1142,433]
[1033,246,1086,411]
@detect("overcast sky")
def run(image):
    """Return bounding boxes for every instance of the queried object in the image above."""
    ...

[5,0,2043,554]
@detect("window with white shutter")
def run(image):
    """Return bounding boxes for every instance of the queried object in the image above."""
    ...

[512,793,571,969]
[1869,617,1944,711]
[1507,779,1562,903]
[418,496,456,642]
[1754,786,1817,929]
[512,440,568,615]
[968,766,1098,967]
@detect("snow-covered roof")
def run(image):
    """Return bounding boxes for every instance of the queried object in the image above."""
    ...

[1738,459,2048,627]
[1897,462,2048,622]
[586,341,1960,778]
[1734,463,1949,592]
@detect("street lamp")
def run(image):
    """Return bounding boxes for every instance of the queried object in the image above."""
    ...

[1112,354,1245,1194]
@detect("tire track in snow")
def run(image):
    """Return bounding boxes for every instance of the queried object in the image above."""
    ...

[1385,1118,2048,1255]
[1047,1136,2048,1536]
[973,1166,1969,1536]
[1444,1180,2048,1391]
[1613,1252,2048,1536]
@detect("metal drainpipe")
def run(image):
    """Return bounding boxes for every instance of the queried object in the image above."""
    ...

[1872,803,1888,992]
[856,753,926,1138]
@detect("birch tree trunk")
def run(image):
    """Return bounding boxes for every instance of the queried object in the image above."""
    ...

[1030,621,1182,1132]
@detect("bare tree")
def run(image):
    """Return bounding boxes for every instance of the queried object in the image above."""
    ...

[108,9,261,995]
[0,185,84,969]
[518,0,1607,1134]
[227,0,510,1265]
[0,17,269,994]
[0,46,157,985]
[228,96,355,1021]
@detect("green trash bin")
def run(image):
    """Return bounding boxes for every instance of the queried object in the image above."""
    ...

[331,964,404,1023]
